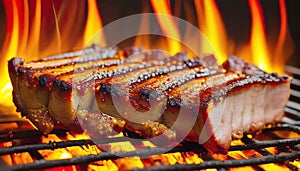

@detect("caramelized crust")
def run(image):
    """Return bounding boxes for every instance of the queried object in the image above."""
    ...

[97,57,207,96]
[21,46,116,70]
[128,67,219,111]
[96,58,210,117]
[49,56,206,132]
[8,46,117,133]
[40,44,114,61]
[19,58,123,90]
[95,65,221,139]
[48,62,150,131]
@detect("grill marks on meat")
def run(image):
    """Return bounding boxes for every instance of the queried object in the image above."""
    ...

[96,58,211,117]
[20,58,123,90]
[95,56,290,153]
[8,45,118,133]
[50,57,206,133]
[49,62,149,132]
[96,65,222,139]
[8,48,290,153]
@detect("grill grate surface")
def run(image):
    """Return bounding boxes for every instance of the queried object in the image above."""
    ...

[0,65,299,171]
[1,126,300,171]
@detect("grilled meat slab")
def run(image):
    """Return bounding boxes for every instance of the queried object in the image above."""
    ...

[8,47,290,153]
[8,45,117,133]
[163,71,289,153]
[95,55,290,153]
[49,62,149,133]
[49,55,207,133]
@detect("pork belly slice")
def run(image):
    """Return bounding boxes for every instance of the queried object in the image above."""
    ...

[8,48,118,134]
[163,72,242,152]
[48,62,149,132]
[165,71,289,153]
[20,47,117,71]
[9,46,115,111]
[96,57,206,117]
[162,56,290,153]
[48,51,197,133]
[95,57,290,153]
[40,44,114,61]
[222,55,292,132]
[96,62,220,138]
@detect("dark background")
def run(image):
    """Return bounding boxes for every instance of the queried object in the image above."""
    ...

[0,0,299,67]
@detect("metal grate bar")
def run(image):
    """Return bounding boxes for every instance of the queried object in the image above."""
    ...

[229,138,300,151]
[4,125,299,171]
[284,108,300,120]
[263,124,300,133]
[0,130,43,143]
[129,151,300,171]
[9,145,201,171]
[1,65,299,171]
[286,101,300,112]
[285,65,300,76]
[0,136,153,155]
[28,150,44,160]
[241,135,298,171]
[290,90,300,99]
[263,132,300,171]
[1,110,299,171]
[285,70,300,119]
[181,142,229,171]
[291,78,300,87]
[1,124,299,156]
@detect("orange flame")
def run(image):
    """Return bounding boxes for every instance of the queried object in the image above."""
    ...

[234,0,294,74]
[0,0,106,113]
[133,2,152,49]
[194,0,230,64]
[248,0,270,72]
[83,0,106,47]
[27,0,41,58]
[273,0,294,74]
[0,1,298,170]
[0,0,20,114]
[150,0,181,54]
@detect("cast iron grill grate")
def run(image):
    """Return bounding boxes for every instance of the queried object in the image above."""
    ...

[0,65,299,171]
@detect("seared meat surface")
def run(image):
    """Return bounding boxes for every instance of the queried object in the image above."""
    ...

[8,45,118,133]
[8,47,290,153]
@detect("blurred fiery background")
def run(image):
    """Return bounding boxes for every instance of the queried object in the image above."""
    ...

[0,0,299,116]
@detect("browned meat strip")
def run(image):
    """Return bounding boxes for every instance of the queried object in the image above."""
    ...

[8,46,117,133]
[48,62,148,133]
